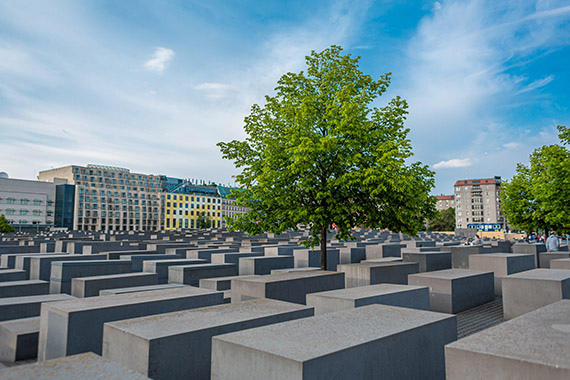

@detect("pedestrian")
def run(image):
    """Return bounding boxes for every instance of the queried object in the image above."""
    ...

[546,232,560,252]
[471,235,483,246]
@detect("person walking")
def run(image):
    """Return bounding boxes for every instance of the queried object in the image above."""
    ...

[546,232,560,252]
[471,235,483,246]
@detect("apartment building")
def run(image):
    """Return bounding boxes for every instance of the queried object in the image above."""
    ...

[38,164,162,231]
[217,185,249,228]
[434,195,455,212]
[454,176,504,231]
[0,177,56,230]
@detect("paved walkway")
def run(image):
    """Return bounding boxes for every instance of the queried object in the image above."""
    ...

[456,297,505,339]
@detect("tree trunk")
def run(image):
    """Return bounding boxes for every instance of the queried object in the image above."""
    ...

[320,225,327,270]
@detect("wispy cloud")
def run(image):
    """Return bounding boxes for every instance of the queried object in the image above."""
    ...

[143,47,175,74]
[433,158,471,169]
[516,75,554,94]
[503,142,520,149]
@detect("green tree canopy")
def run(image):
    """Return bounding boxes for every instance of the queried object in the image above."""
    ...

[196,212,212,229]
[218,46,436,269]
[427,207,455,232]
[0,214,15,233]
[502,125,570,234]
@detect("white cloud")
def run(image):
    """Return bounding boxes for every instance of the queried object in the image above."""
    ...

[503,142,520,149]
[143,47,175,74]
[433,158,472,169]
[516,75,554,94]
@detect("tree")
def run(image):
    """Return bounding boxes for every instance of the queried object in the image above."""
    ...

[502,125,570,234]
[427,207,455,231]
[0,214,15,233]
[218,46,436,270]
[196,212,212,229]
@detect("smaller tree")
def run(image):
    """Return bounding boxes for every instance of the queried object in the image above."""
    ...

[427,207,455,231]
[196,212,212,229]
[0,214,15,233]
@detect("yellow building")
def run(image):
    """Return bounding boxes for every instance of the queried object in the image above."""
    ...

[163,193,221,230]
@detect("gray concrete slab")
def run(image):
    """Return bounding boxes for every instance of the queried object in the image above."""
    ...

[29,253,108,281]
[337,262,419,288]
[199,275,257,291]
[239,255,294,275]
[408,269,495,314]
[211,304,456,380]
[445,300,570,379]
[550,258,570,270]
[502,268,570,319]
[49,260,132,294]
[293,249,340,271]
[0,293,75,322]
[538,252,570,268]
[468,253,535,296]
[0,280,49,299]
[0,317,40,362]
[119,254,180,272]
[168,263,237,286]
[71,272,159,297]
[99,283,187,296]
[306,283,429,315]
[402,251,451,272]
[210,252,263,266]
[0,269,27,283]
[231,271,345,305]
[0,352,150,379]
[102,299,314,380]
[141,259,207,284]
[38,286,224,360]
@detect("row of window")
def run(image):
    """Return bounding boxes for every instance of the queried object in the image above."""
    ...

[1,198,52,206]
[165,194,221,204]
[4,219,52,225]
[77,211,160,219]
[73,168,159,182]
[76,182,159,192]
[78,188,159,199]
[165,218,222,229]
[2,209,50,216]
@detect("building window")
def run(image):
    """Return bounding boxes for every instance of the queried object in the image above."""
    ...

[33,210,41,216]
[20,199,29,205]
[20,210,28,215]
[6,198,15,204]
[33,200,41,205]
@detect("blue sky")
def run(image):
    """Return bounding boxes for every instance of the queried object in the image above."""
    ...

[0,0,568,194]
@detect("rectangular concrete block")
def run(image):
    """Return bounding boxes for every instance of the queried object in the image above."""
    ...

[0,352,150,379]
[0,293,75,322]
[293,249,340,271]
[199,275,256,291]
[337,262,419,288]
[0,269,27,282]
[445,300,570,379]
[71,272,159,297]
[468,253,535,296]
[211,252,264,266]
[306,283,429,315]
[402,251,451,272]
[0,317,40,362]
[49,260,133,294]
[550,258,570,269]
[142,258,207,284]
[0,280,49,299]
[37,286,224,360]
[408,269,494,314]
[211,304,456,380]
[102,299,314,380]
[99,283,187,296]
[502,269,570,319]
[29,253,108,281]
[450,246,484,269]
[338,247,366,264]
[365,243,403,260]
[239,255,294,275]
[168,263,237,286]
[120,254,180,272]
[231,271,345,304]
[538,252,570,268]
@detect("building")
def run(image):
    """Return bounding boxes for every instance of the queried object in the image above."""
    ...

[217,185,249,228]
[434,195,455,212]
[0,177,56,231]
[454,176,504,231]
[38,164,162,231]
[161,177,222,230]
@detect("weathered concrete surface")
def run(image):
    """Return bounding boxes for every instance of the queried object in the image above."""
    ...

[502,269,570,319]
[550,258,570,270]
[71,272,159,297]
[445,300,570,379]
[0,317,40,362]
[119,254,180,272]
[0,269,27,282]
[38,286,224,360]
[293,249,340,271]
[231,271,345,305]
[102,299,314,380]
[364,243,404,260]
[306,283,429,315]
[468,253,535,296]
[337,262,419,288]
[0,293,75,322]
[211,304,456,380]
[538,252,570,268]
[0,352,150,379]
[408,269,494,314]
[199,275,256,291]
